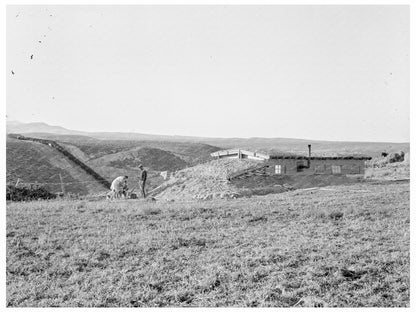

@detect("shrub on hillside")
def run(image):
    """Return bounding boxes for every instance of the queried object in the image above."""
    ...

[387,151,405,163]
[6,185,57,201]
[367,151,407,168]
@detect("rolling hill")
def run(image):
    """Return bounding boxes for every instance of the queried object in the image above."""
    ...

[7,121,409,158]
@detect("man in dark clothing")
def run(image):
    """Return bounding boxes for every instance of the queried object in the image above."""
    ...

[138,164,147,198]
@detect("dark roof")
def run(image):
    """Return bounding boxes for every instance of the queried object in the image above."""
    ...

[269,155,372,160]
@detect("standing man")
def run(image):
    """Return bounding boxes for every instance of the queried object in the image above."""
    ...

[138,164,147,198]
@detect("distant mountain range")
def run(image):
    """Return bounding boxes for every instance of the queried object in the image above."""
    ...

[6,121,206,141]
[6,121,88,136]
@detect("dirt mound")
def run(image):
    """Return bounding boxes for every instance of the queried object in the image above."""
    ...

[151,159,261,201]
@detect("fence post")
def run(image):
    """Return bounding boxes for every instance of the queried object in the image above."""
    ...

[59,173,66,195]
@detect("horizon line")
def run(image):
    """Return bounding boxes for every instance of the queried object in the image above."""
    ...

[6,119,410,144]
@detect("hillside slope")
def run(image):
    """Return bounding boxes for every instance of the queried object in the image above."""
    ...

[89,147,188,171]
[62,139,219,166]
[6,139,107,195]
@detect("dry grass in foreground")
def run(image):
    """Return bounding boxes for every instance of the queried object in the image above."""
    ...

[6,181,409,307]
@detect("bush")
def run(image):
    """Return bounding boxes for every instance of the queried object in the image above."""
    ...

[6,185,57,201]
[387,151,405,163]
[367,151,406,168]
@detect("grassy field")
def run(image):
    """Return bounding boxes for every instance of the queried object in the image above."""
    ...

[6,181,409,307]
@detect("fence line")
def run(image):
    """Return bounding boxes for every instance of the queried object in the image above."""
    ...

[7,176,146,187]
[8,133,112,189]
[7,179,111,186]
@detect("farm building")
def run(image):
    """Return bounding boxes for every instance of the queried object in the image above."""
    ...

[211,145,372,178]
[266,155,370,175]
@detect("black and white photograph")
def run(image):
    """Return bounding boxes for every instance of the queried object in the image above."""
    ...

[4,2,412,308]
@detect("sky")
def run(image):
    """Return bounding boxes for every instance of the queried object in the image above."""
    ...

[6,5,410,142]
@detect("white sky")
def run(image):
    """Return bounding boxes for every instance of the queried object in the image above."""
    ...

[6,5,409,142]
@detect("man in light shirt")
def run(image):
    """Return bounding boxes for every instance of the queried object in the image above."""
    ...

[109,175,128,199]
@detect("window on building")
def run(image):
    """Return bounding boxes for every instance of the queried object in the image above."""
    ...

[331,165,341,174]
[275,165,282,174]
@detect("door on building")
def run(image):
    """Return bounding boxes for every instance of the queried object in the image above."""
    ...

[296,160,306,172]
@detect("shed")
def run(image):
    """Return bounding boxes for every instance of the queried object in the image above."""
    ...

[267,155,372,175]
